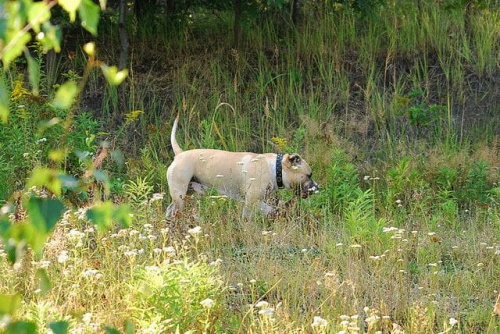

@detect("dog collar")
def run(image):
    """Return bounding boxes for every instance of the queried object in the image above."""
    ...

[276,154,284,189]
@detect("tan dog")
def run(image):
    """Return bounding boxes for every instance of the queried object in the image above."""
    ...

[166,115,319,219]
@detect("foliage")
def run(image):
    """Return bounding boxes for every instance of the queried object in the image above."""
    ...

[127,259,225,332]
[324,149,362,214]
[0,1,131,332]
[0,0,499,332]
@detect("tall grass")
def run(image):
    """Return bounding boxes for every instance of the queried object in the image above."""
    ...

[1,0,499,332]
[88,0,500,160]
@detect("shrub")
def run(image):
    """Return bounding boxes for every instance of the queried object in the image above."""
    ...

[126,259,225,333]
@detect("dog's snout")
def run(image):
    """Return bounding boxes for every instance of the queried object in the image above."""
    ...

[308,181,320,194]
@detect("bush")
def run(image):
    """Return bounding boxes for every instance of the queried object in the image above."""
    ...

[127,259,225,333]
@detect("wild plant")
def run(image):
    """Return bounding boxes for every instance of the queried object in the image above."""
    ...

[323,149,361,215]
[343,189,388,251]
[460,159,491,206]
[127,257,225,333]
[123,175,154,223]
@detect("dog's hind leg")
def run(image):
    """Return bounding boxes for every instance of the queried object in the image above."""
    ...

[166,163,191,219]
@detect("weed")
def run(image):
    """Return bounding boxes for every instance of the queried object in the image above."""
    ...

[127,258,225,333]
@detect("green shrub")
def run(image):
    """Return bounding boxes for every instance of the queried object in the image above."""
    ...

[127,259,225,333]
[461,160,490,205]
[325,149,361,214]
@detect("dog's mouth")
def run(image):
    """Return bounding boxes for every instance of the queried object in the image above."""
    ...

[297,182,320,199]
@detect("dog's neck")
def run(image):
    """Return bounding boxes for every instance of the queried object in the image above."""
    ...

[276,154,284,189]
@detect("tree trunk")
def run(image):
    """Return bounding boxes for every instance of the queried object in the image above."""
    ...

[291,0,301,26]
[134,0,153,21]
[116,0,129,126]
[233,0,242,48]
[118,0,129,70]
[166,0,175,17]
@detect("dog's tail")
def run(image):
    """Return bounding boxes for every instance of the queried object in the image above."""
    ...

[171,114,183,156]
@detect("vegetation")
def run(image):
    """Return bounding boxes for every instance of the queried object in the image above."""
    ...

[1,0,499,333]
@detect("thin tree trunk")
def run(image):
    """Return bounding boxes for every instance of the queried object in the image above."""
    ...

[291,0,301,26]
[166,0,175,17]
[116,0,129,126]
[118,0,129,70]
[233,0,242,48]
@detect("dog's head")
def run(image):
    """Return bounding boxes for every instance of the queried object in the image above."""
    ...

[282,153,319,198]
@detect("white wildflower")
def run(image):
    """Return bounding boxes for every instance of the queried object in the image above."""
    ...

[255,301,269,308]
[38,260,51,269]
[82,313,92,324]
[124,250,138,257]
[258,308,275,316]
[57,251,69,264]
[82,269,99,277]
[188,226,202,235]
[163,247,176,256]
[311,316,328,329]
[145,266,160,271]
[200,298,215,309]
[151,193,164,201]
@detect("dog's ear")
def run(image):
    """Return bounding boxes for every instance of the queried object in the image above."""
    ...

[284,153,302,168]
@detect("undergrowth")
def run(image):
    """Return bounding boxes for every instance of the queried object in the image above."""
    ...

[1,0,499,333]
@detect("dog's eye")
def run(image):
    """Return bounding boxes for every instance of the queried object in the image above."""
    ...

[308,173,312,178]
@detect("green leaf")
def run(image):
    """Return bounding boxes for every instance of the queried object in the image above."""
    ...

[28,1,51,33]
[98,0,107,10]
[27,167,63,196]
[104,327,121,334]
[93,170,109,183]
[39,22,62,53]
[124,320,134,334]
[78,0,100,36]
[59,174,78,189]
[0,77,9,123]
[6,321,37,334]
[4,239,19,263]
[9,221,45,258]
[0,216,11,235]
[2,33,31,67]
[50,321,69,334]
[26,196,65,234]
[25,49,40,95]
[37,269,52,295]
[0,294,22,316]
[59,0,82,22]
[86,202,131,232]
[52,81,78,110]
[1,219,29,264]
[111,149,125,165]
[113,204,132,228]
[86,201,114,232]
[101,65,128,86]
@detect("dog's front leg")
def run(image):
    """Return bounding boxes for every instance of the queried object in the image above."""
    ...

[260,202,276,216]
[241,202,275,219]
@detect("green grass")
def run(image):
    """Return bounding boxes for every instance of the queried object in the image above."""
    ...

[1,0,500,332]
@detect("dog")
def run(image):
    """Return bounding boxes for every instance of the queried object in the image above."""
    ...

[166,115,319,219]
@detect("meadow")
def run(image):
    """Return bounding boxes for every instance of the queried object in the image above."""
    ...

[1,0,500,333]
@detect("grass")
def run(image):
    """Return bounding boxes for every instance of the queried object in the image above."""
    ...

[1,0,500,332]
[1,182,499,332]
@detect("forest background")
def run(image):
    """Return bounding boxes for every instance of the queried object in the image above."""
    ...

[0,0,499,333]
